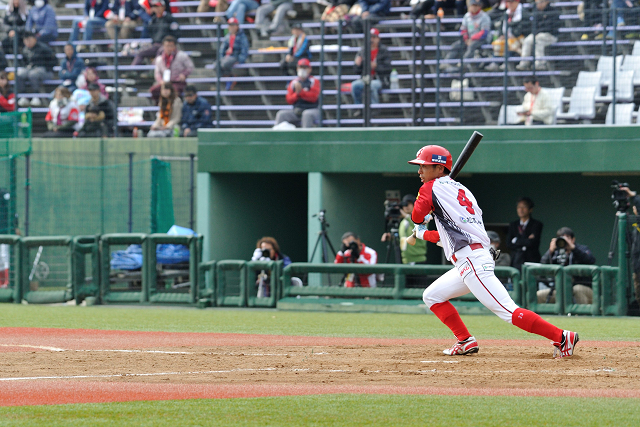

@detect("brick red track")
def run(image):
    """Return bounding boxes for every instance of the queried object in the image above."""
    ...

[1,328,638,407]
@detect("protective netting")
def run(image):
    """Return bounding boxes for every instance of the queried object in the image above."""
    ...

[0,110,31,157]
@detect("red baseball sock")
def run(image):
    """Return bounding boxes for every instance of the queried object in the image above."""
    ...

[430,302,471,342]
[512,308,563,342]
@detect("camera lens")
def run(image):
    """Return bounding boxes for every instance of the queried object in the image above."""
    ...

[556,237,566,249]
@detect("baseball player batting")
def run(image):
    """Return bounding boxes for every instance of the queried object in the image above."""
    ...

[408,145,579,358]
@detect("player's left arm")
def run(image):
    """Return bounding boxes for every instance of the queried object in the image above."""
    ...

[411,182,434,224]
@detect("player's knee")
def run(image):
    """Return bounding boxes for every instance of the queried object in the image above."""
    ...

[422,287,440,307]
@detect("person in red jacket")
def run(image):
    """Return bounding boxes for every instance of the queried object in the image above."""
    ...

[334,232,378,287]
[274,58,320,128]
[0,72,15,112]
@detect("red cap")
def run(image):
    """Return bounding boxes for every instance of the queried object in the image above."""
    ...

[370,28,380,37]
[227,17,239,25]
[297,58,311,68]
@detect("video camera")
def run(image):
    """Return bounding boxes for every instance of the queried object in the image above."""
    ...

[384,200,403,231]
[611,180,631,213]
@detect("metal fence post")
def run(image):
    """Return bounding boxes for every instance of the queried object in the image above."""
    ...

[459,31,464,125]
[337,20,343,127]
[363,19,371,127]
[12,20,19,107]
[419,17,425,125]
[189,153,195,230]
[502,12,509,126]
[128,152,134,233]
[24,153,30,236]
[612,7,617,124]
[411,18,417,126]
[319,20,325,127]
[436,16,441,126]
[531,9,537,76]
[216,22,221,128]
[113,24,119,137]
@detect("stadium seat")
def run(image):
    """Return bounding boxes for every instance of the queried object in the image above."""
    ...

[621,56,640,85]
[634,41,640,56]
[545,87,565,125]
[597,56,624,87]
[598,70,635,103]
[557,86,597,122]
[605,103,635,125]
[497,105,520,125]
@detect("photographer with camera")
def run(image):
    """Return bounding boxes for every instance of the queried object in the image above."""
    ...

[537,227,596,304]
[334,232,377,287]
[251,237,291,297]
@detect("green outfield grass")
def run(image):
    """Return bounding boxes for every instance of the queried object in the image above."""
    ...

[1,395,639,426]
[0,304,639,341]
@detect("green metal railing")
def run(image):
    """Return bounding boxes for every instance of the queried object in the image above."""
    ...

[216,260,247,307]
[523,264,564,315]
[246,260,283,308]
[197,260,216,307]
[100,233,148,304]
[562,265,601,316]
[0,235,21,303]
[20,236,72,304]
[72,235,100,304]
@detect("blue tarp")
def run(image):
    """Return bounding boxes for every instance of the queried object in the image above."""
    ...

[110,226,196,270]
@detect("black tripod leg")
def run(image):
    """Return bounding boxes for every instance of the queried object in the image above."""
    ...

[309,233,323,263]
[608,216,619,265]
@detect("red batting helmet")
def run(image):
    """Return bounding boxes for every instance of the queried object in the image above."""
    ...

[408,145,452,171]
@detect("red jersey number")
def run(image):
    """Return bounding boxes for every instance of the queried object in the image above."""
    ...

[457,189,475,215]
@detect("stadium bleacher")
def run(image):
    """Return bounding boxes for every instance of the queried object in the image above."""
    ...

[4,1,640,134]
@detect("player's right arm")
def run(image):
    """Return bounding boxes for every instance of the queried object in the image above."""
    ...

[411,181,434,225]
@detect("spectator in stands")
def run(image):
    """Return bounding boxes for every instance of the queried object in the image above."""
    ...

[225,0,260,24]
[25,0,57,45]
[280,23,311,76]
[76,104,108,138]
[516,77,554,125]
[76,67,108,99]
[105,0,148,47]
[413,0,466,19]
[151,35,193,102]
[2,0,28,54]
[351,27,391,118]
[487,231,511,267]
[516,0,558,71]
[251,236,292,298]
[69,0,110,50]
[274,58,320,128]
[440,0,490,72]
[0,72,16,113]
[334,232,377,288]
[537,227,596,304]
[356,0,391,19]
[0,47,8,71]
[199,0,230,23]
[59,44,85,93]
[43,86,79,138]
[256,0,293,38]
[180,85,212,137]
[87,82,115,135]
[218,17,249,90]
[506,196,542,271]
[486,0,525,71]
[131,0,178,66]
[321,0,357,22]
[16,31,57,107]
[148,81,182,137]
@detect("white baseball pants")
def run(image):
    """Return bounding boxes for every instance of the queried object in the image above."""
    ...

[423,245,519,323]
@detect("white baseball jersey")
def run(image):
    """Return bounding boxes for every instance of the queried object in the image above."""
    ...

[412,176,490,261]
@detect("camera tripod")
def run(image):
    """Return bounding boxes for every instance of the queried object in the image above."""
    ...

[309,209,337,263]
[384,225,403,264]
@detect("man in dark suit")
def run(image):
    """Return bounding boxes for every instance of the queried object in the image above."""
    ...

[507,197,543,271]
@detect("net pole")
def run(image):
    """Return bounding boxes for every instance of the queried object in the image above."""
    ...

[128,152,134,232]
[189,153,195,230]
[113,24,119,137]
[25,153,30,236]
[13,20,19,105]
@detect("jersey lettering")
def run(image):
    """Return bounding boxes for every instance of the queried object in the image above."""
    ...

[457,189,475,214]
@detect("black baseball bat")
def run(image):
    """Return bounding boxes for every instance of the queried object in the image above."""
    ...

[449,131,483,180]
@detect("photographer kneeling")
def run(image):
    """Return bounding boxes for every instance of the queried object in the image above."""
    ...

[537,227,595,304]
[334,232,377,287]
[251,237,291,297]
[620,185,640,308]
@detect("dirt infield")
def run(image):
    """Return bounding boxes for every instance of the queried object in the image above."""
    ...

[1,328,639,406]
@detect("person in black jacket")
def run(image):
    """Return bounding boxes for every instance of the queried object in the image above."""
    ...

[87,82,115,136]
[538,227,596,304]
[131,0,178,66]
[350,27,391,118]
[2,0,28,54]
[180,86,212,137]
[16,31,57,107]
[506,196,543,271]
[516,0,558,71]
